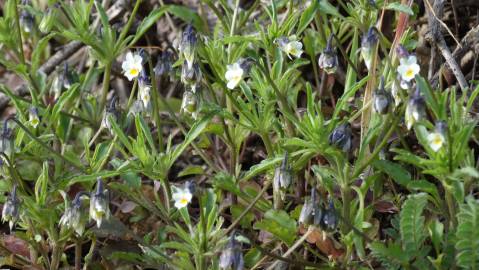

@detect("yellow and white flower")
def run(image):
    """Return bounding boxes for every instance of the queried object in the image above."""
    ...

[427,132,445,152]
[225,62,244,89]
[172,187,192,209]
[29,107,40,129]
[121,52,143,81]
[277,36,303,59]
[397,55,420,82]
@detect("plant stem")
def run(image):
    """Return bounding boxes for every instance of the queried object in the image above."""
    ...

[75,238,82,270]
[99,61,112,114]
[13,0,25,64]
[50,244,61,270]
[260,132,274,157]
[9,118,85,171]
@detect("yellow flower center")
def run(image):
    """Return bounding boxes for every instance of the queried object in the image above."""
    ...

[405,68,414,78]
[129,68,139,77]
[31,119,39,125]
[180,198,189,205]
[433,136,443,145]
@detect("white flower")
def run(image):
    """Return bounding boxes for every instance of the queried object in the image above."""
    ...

[283,40,303,59]
[225,63,244,89]
[427,132,445,152]
[138,85,151,108]
[121,52,143,81]
[172,187,192,209]
[397,55,420,82]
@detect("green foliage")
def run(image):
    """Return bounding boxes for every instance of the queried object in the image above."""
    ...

[456,196,479,269]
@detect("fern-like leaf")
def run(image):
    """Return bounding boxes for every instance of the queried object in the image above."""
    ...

[456,196,479,269]
[400,193,428,255]
[370,242,408,269]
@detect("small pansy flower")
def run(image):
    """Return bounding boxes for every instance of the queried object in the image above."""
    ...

[276,36,303,59]
[29,107,40,128]
[20,10,34,33]
[60,191,87,235]
[172,185,193,209]
[397,55,420,82]
[89,178,110,228]
[405,87,426,130]
[225,62,244,90]
[427,121,447,152]
[122,51,143,81]
[181,61,201,91]
[273,152,292,206]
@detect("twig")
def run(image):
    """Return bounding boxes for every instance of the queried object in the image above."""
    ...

[424,0,462,48]
[266,226,314,270]
[425,0,468,90]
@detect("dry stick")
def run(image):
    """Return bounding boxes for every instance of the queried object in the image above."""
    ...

[425,0,468,90]
[265,226,314,270]
[424,0,462,48]
[223,180,271,236]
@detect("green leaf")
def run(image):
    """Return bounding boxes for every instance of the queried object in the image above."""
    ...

[178,165,204,177]
[318,0,343,18]
[297,1,318,34]
[385,2,414,15]
[456,196,479,269]
[400,193,428,255]
[167,5,205,33]
[373,160,411,187]
[369,242,409,269]
[254,209,297,246]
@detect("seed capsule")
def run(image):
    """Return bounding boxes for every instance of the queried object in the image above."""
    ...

[181,61,201,91]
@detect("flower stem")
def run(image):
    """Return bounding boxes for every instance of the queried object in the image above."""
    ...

[12,0,25,64]
[99,61,112,115]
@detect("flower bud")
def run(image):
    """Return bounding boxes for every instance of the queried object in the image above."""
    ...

[299,196,313,224]
[178,25,197,69]
[311,190,324,226]
[2,185,20,231]
[28,106,40,128]
[361,27,379,71]
[102,96,118,133]
[128,100,145,116]
[181,61,201,91]
[396,44,409,59]
[89,178,110,228]
[373,77,391,114]
[320,199,338,232]
[273,152,292,201]
[318,35,338,74]
[138,71,152,110]
[154,51,174,78]
[52,64,74,100]
[405,86,426,130]
[219,233,244,270]
[180,90,198,119]
[0,120,13,156]
[328,123,352,152]
[20,10,34,33]
[39,4,59,33]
